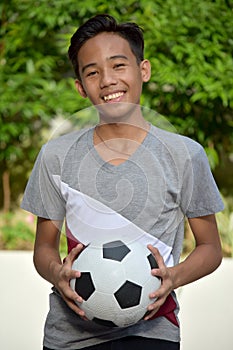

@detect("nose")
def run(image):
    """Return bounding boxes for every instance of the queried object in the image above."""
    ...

[99,68,117,88]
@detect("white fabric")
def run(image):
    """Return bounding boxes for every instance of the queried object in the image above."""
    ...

[53,174,174,267]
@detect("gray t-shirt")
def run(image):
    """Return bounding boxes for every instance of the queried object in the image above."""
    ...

[21,124,224,349]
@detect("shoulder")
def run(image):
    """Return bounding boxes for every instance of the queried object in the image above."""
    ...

[40,127,92,162]
[44,127,91,151]
[150,125,204,160]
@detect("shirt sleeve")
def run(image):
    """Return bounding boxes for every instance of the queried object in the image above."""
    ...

[180,144,224,218]
[21,143,66,221]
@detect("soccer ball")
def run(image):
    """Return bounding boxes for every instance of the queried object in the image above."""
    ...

[70,239,161,327]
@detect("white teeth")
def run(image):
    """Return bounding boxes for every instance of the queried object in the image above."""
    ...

[103,92,124,101]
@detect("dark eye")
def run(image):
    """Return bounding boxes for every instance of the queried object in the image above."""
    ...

[114,63,125,69]
[86,71,97,77]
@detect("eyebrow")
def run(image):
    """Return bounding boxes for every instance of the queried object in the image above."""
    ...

[81,63,96,74]
[81,55,129,74]
[109,55,129,61]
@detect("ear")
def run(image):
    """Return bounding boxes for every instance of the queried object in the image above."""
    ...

[140,59,151,82]
[75,79,87,98]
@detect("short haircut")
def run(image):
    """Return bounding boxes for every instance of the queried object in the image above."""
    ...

[68,14,144,79]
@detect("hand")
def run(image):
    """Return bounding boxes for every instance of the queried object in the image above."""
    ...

[144,244,175,320]
[54,244,87,319]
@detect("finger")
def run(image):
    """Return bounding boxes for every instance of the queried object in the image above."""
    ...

[65,244,84,265]
[151,268,165,280]
[61,286,87,318]
[146,292,168,316]
[65,268,81,280]
[60,282,83,304]
[65,298,86,317]
[59,264,81,285]
[147,246,167,281]
[144,301,161,320]
[147,245,165,267]
[149,287,162,299]
[144,308,160,320]
[70,244,84,259]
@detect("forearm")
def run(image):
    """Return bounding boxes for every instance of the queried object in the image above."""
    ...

[33,217,64,286]
[170,214,222,289]
[144,215,222,320]
[33,217,85,317]
[33,244,63,286]
[170,242,222,290]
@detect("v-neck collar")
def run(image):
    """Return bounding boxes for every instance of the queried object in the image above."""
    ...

[87,124,152,171]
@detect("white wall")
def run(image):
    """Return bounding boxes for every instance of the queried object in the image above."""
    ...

[0,251,232,350]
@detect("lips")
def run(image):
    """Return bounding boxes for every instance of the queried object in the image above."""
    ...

[103,91,125,102]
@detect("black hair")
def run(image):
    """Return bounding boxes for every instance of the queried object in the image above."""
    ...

[68,14,144,79]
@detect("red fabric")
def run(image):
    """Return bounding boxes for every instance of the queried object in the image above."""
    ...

[150,293,179,327]
[66,224,79,253]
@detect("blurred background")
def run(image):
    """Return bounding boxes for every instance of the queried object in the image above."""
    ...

[0,1,233,348]
[0,0,232,255]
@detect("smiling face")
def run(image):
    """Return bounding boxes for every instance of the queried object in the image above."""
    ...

[75,32,151,122]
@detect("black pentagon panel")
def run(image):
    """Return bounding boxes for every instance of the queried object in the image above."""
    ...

[114,280,142,309]
[103,240,130,262]
[75,272,95,301]
[93,317,117,327]
[147,253,158,269]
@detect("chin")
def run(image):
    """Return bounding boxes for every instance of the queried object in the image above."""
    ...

[95,102,140,124]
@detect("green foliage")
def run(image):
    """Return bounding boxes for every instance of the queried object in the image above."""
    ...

[0,212,35,249]
[182,196,233,258]
[216,196,233,257]
[0,210,68,255]
[140,0,233,164]
[59,231,68,257]
[0,0,233,208]
[1,222,34,249]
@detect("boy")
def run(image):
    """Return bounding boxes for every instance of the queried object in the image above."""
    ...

[21,14,224,350]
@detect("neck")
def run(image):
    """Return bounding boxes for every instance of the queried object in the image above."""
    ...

[97,102,148,138]
[95,121,150,145]
[97,117,149,141]
[94,119,150,162]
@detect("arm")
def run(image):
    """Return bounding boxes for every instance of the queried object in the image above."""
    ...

[145,214,222,319]
[34,217,85,317]
[170,214,222,288]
